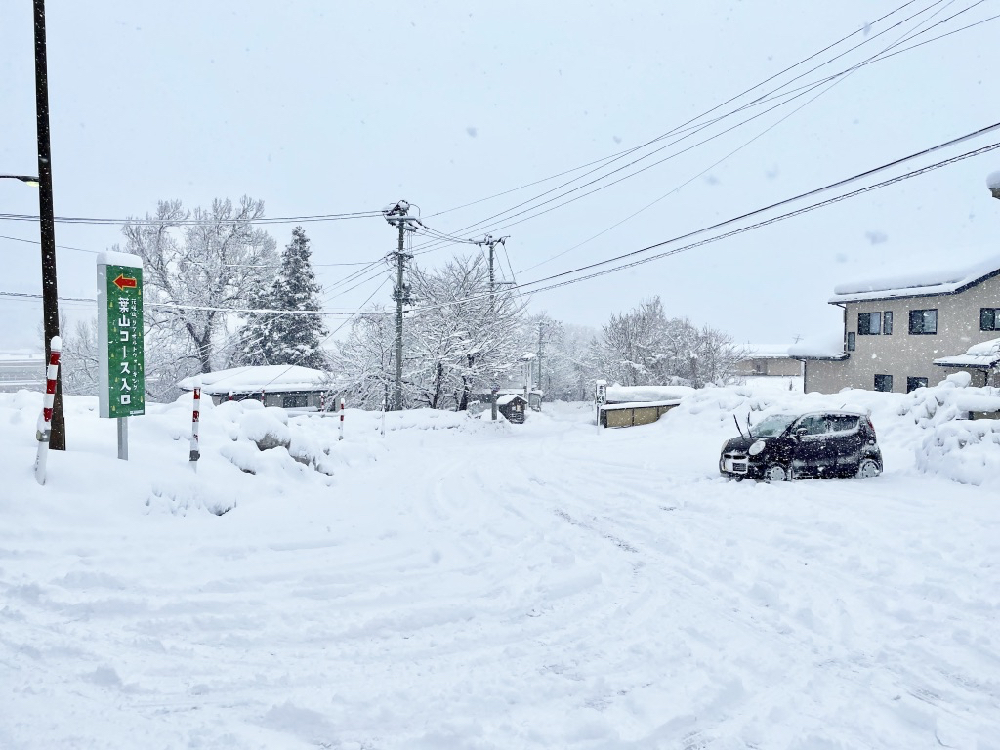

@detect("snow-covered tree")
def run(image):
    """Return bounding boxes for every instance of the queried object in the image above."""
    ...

[597,296,743,387]
[330,306,396,410]
[233,226,327,368]
[120,196,277,378]
[407,254,526,410]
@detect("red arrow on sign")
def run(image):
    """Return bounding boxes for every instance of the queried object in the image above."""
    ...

[113,273,137,290]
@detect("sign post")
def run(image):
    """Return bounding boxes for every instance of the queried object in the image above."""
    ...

[97,252,145,460]
[595,380,607,431]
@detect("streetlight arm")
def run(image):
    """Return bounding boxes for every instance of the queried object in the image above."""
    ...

[0,175,41,186]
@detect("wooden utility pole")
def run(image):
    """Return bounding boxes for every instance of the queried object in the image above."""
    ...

[33,0,64,450]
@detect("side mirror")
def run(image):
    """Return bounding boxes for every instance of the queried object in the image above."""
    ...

[794,427,808,438]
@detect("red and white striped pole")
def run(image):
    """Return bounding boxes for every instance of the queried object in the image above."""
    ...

[338,397,345,440]
[34,336,62,485]
[189,386,201,471]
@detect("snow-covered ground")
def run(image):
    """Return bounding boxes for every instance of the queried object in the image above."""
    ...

[2,382,999,749]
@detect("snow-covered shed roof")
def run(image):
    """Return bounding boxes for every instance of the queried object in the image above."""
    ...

[178,365,330,395]
[738,344,794,359]
[605,385,695,404]
[934,337,1000,370]
[495,394,526,406]
[828,254,1000,304]
[788,333,848,361]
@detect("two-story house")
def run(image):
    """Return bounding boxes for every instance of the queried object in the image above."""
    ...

[800,255,1000,394]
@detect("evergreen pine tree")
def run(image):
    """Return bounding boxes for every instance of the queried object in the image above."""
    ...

[234,226,327,368]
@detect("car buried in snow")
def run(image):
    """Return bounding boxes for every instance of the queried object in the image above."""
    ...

[719,410,883,482]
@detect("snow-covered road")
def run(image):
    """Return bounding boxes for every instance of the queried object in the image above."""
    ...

[2,394,998,749]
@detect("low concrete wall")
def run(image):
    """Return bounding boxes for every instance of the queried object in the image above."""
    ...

[601,401,680,428]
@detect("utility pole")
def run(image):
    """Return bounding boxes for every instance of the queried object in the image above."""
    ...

[33,0,64,450]
[536,320,544,393]
[382,200,416,411]
[476,234,508,316]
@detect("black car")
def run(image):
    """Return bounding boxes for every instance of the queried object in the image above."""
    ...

[720,410,883,482]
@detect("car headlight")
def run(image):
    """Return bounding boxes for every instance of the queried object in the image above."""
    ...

[748,439,766,456]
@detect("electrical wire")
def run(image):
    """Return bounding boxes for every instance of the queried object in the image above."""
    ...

[409,0,990,252]
[0,209,384,227]
[395,127,1000,315]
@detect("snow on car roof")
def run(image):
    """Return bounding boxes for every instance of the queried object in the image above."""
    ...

[828,253,1000,303]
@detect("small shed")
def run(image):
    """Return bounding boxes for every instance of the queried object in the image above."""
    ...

[496,393,527,424]
[599,385,694,429]
[178,365,333,410]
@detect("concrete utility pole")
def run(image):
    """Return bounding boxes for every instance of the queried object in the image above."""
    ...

[536,320,544,392]
[33,0,64,450]
[382,200,416,411]
[476,234,508,316]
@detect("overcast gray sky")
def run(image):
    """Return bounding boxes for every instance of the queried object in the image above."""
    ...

[2,0,999,351]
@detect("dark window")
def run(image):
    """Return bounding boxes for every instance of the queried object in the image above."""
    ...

[908,309,938,335]
[874,374,893,392]
[981,308,999,331]
[847,332,856,352]
[282,393,309,408]
[796,415,828,436]
[858,312,882,335]
[828,415,859,433]
[883,311,893,335]
[906,377,929,393]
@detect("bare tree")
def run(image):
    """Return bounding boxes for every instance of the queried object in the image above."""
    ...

[120,196,277,377]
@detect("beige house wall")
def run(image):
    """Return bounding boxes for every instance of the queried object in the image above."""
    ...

[803,272,1000,394]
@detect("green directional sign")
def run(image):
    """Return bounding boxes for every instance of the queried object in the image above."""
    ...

[98,258,146,418]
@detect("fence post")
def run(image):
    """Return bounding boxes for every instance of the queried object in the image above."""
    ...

[339,397,345,441]
[189,386,201,471]
[34,336,62,485]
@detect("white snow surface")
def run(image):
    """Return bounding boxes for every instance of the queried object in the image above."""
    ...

[177,365,330,395]
[96,250,143,269]
[605,385,695,403]
[829,253,1000,303]
[934,336,1000,368]
[787,332,846,359]
[738,344,793,358]
[2,380,1000,748]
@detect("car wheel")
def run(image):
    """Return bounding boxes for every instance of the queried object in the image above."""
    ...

[856,458,881,479]
[764,464,788,482]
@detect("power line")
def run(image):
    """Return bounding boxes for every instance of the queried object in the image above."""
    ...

[0,209,384,227]
[398,126,1000,315]
[422,0,929,222]
[409,0,990,252]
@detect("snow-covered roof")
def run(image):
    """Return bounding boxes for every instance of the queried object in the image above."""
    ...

[738,344,794,359]
[934,337,1000,370]
[788,333,848,360]
[828,254,1000,304]
[605,385,695,404]
[178,365,330,395]
[496,394,526,406]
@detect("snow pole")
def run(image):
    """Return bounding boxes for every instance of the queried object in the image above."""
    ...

[34,336,62,485]
[381,397,386,437]
[320,392,326,413]
[339,397,345,441]
[189,385,201,471]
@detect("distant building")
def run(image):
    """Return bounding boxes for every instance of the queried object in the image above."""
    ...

[0,352,44,394]
[178,365,333,410]
[496,393,527,423]
[733,345,803,377]
[796,255,1000,393]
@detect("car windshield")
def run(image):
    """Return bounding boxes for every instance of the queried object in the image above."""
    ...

[749,414,796,438]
